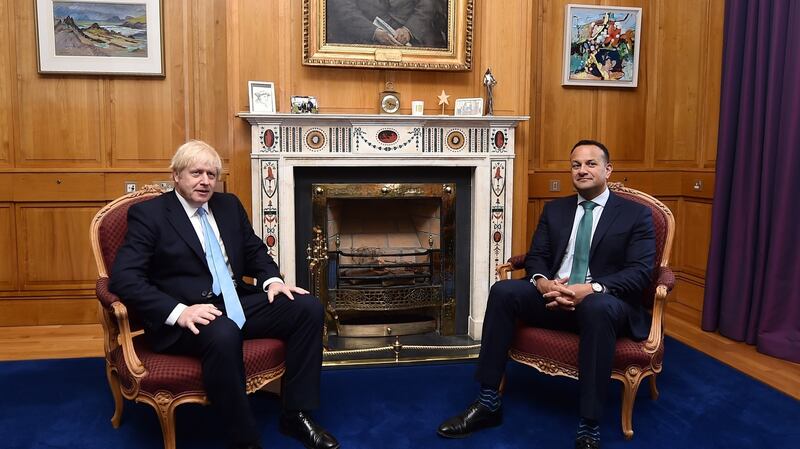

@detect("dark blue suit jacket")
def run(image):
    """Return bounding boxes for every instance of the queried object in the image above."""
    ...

[109,191,280,351]
[524,191,656,339]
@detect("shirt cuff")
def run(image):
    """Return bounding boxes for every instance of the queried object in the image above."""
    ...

[262,277,284,292]
[530,274,547,286]
[165,303,188,326]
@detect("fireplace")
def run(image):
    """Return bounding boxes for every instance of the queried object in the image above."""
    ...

[313,182,456,338]
[241,113,527,362]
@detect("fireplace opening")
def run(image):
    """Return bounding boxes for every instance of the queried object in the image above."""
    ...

[318,190,454,338]
[294,167,472,349]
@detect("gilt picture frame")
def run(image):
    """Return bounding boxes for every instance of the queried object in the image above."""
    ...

[35,0,164,76]
[303,0,474,71]
[562,4,642,87]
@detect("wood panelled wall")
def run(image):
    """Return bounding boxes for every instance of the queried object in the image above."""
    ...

[526,0,724,322]
[0,0,720,327]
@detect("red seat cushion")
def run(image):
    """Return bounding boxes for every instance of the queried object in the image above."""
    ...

[511,327,663,374]
[112,336,285,397]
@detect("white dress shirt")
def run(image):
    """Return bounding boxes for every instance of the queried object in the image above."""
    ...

[533,187,610,285]
[165,192,283,325]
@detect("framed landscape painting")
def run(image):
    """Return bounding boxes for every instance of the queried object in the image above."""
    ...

[562,4,642,87]
[35,0,164,76]
[303,0,474,71]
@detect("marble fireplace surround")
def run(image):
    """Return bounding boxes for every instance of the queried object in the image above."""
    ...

[240,113,528,339]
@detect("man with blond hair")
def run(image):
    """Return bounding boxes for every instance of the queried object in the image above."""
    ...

[110,140,339,449]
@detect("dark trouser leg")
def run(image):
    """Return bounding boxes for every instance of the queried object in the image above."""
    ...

[475,279,575,389]
[575,293,630,420]
[164,316,259,446]
[242,292,324,411]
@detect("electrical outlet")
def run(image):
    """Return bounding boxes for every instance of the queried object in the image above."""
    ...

[549,180,561,192]
[693,179,704,191]
[124,182,137,193]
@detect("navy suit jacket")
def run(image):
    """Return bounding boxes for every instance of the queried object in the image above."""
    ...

[524,191,656,339]
[109,191,280,351]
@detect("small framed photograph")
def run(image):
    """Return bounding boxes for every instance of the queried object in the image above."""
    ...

[248,81,276,113]
[562,4,643,87]
[411,100,425,116]
[34,0,164,76]
[454,98,483,117]
[290,96,318,114]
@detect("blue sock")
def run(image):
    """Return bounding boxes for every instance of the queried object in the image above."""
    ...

[477,385,501,411]
[577,417,600,442]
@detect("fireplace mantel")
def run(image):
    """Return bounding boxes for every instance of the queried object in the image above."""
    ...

[240,112,528,339]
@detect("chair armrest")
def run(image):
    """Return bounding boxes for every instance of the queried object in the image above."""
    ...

[644,267,675,353]
[96,277,146,377]
[655,266,675,292]
[496,254,527,280]
[96,276,121,307]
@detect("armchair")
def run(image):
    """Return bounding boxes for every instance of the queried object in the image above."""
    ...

[498,184,675,439]
[90,185,286,449]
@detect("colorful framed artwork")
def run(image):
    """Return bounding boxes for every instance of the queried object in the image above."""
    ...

[35,0,164,76]
[562,4,642,87]
[303,0,474,71]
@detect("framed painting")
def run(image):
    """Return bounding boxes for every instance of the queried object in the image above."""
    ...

[35,0,164,76]
[303,0,474,71]
[562,4,642,87]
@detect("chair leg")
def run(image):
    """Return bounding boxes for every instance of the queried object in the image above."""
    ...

[649,374,659,400]
[104,364,124,428]
[150,394,178,449]
[619,374,643,440]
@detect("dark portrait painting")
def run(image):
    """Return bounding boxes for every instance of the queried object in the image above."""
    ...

[326,0,449,49]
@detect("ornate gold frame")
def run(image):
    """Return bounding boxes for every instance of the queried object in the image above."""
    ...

[303,0,474,71]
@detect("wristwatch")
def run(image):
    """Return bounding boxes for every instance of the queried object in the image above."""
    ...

[591,282,604,294]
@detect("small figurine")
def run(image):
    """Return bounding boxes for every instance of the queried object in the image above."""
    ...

[437,90,450,115]
[483,68,497,116]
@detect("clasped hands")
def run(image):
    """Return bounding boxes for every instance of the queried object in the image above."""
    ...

[536,278,593,311]
[176,283,310,334]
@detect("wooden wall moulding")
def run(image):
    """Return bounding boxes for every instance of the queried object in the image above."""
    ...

[303,0,474,70]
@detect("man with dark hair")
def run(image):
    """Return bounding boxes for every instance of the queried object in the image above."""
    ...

[437,140,656,449]
[110,140,339,449]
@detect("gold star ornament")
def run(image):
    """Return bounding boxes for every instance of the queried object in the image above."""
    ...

[437,90,450,115]
[437,90,450,106]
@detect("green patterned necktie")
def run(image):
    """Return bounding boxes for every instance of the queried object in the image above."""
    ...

[568,201,598,284]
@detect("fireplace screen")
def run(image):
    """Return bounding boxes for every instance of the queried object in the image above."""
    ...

[308,183,456,340]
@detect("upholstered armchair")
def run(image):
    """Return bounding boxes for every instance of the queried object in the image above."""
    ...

[90,185,286,449]
[497,184,675,439]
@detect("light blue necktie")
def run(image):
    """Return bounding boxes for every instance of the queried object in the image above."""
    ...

[568,201,598,285]
[197,208,245,328]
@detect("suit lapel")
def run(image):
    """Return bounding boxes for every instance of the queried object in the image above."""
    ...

[553,196,579,267]
[164,191,206,262]
[589,191,621,259]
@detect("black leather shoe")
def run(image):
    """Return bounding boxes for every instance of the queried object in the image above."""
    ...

[437,401,502,438]
[279,411,340,449]
[575,435,600,449]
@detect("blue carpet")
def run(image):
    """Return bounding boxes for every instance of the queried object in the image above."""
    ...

[1,337,798,449]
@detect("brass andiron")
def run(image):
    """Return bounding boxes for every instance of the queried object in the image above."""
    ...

[307,225,329,345]
[306,225,328,278]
